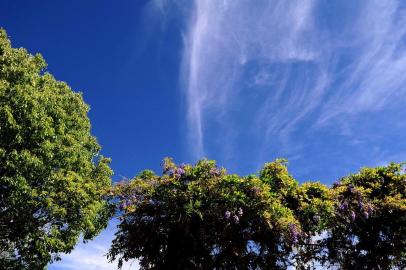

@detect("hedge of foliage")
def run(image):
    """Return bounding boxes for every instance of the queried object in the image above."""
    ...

[108,158,406,270]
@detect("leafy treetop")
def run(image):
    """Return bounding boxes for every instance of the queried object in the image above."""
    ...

[325,162,406,269]
[108,158,333,269]
[0,29,113,269]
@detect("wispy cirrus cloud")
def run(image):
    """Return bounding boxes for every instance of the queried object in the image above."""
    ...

[181,0,406,172]
[318,0,406,123]
[181,0,320,157]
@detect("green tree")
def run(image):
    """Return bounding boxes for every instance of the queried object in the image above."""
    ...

[109,157,406,269]
[0,29,113,269]
[108,158,331,269]
[324,162,406,269]
[259,160,334,269]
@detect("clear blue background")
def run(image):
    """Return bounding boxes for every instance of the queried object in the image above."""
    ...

[0,0,185,181]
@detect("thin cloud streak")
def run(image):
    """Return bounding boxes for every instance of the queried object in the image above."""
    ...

[318,0,406,123]
[182,0,406,163]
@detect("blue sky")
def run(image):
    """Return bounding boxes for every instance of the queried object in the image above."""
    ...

[1,0,406,269]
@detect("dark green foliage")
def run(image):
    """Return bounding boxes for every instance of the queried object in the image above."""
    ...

[0,29,113,269]
[108,158,333,269]
[324,163,406,270]
[109,158,406,270]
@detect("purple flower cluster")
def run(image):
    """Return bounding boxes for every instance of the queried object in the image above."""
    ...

[238,207,243,217]
[367,204,374,214]
[337,198,373,221]
[350,211,356,221]
[210,167,222,177]
[348,184,355,193]
[118,193,150,213]
[179,163,186,169]
[224,208,244,224]
[175,167,186,176]
[250,186,261,196]
[119,201,128,211]
[362,204,373,219]
[119,197,136,211]
[338,202,348,211]
[289,223,300,244]
[337,201,355,221]
[167,166,186,178]
[167,168,175,176]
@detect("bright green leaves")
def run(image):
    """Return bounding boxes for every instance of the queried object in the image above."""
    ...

[295,182,334,231]
[0,29,113,269]
[259,158,298,199]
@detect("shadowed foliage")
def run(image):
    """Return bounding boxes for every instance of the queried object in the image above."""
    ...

[108,158,333,269]
[109,159,406,270]
[324,162,406,270]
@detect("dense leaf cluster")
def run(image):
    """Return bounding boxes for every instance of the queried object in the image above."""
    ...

[326,163,406,269]
[109,159,406,270]
[108,158,331,269]
[0,29,113,269]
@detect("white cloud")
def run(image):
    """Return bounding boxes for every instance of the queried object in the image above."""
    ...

[48,221,139,270]
[318,0,406,123]
[181,0,406,160]
[181,0,321,158]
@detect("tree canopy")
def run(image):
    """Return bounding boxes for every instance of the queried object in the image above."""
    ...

[0,29,113,269]
[109,159,405,270]
[325,163,406,269]
[108,158,333,269]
